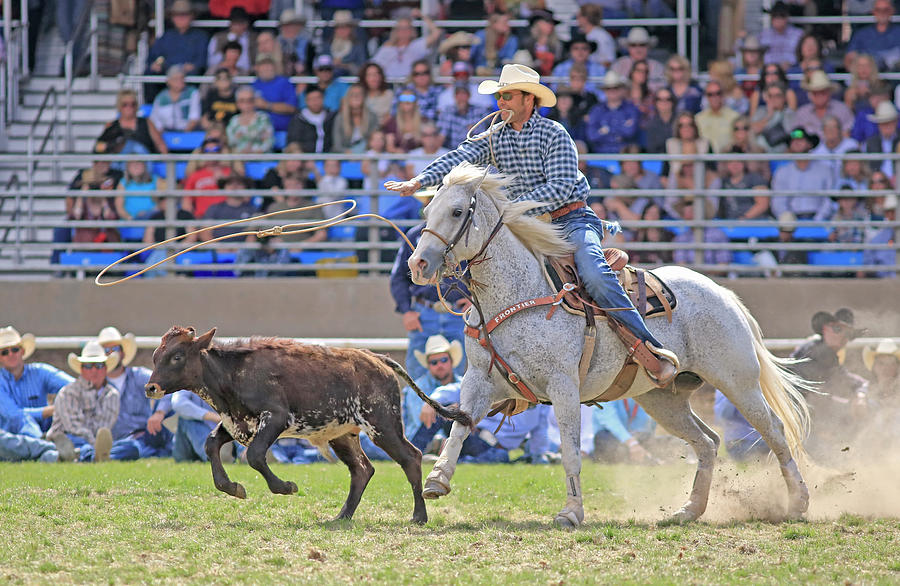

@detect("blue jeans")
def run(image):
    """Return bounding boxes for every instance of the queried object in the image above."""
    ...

[0,430,59,462]
[405,303,466,380]
[408,416,508,463]
[358,434,391,461]
[556,208,662,348]
[109,427,174,461]
[173,419,214,462]
[270,439,328,464]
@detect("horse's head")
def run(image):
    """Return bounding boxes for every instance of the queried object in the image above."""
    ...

[408,164,504,285]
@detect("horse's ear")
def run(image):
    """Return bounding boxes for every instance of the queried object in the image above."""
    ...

[196,328,216,350]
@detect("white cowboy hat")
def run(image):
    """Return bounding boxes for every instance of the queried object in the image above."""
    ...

[802,70,838,93]
[867,101,899,124]
[68,340,119,375]
[438,31,481,55]
[503,49,536,69]
[600,70,629,89]
[739,35,769,53]
[862,338,900,371]
[97,326,138,366]
[0,326,36,360]
[618,27,659,50]
[883,193,898,211]
[477,64,557,108]
[414,335,463,369]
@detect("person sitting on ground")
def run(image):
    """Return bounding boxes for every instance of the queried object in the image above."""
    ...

[171,390,232,463]
[0,326,73,436]
[713,390,769,461]
[96,327,174,460]
[143,0,208,101]
[48,340,120,462]
[419,381,553,464]
[790,308,869,463]
[862,339,900,419]
[202,68,239,129]
[0,390,75,462]
[149,65,202,132]
[226,86,275,154]
[592,398,681,464]
[207,6,256,75]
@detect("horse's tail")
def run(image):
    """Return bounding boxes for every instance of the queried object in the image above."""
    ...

[378,354,474,428]
[728,290,811,460]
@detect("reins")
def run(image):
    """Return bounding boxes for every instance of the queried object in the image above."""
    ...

[94,199,417,286]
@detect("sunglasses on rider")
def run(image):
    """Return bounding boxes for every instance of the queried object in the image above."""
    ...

[429,356,451,366]
[80,362,107,370]
[493,91,521,101]
[0,346,21,356]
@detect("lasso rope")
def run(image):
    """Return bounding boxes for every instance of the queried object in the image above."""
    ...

[94,199,416,286]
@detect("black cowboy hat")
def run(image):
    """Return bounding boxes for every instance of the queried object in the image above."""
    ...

[789,127,819,149]
[811,307,866,338]
[565,33,598,54]
[529,9,560,26]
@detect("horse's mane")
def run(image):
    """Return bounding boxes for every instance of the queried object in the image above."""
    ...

[440,162,575,258]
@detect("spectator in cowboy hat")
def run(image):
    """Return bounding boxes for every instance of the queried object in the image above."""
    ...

[586,71,641,153]
[793,70,855,140]
[864,101,900,177]
[438,31,480,78]
[611,27,666,92]
[0,326,74,435]
[143,0,208,101]
[97,327,174,461]
[552,33,605,80]
[325,10,367,77]
[277,8,314,75]
[48,341,120,462]
[771,127,836,222]
[207,6,257,75]
[790,308,869,463]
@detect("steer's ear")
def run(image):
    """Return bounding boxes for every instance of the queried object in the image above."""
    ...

[196,328,217,351]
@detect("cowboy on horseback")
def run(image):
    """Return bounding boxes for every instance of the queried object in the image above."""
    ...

[386,64,678,387]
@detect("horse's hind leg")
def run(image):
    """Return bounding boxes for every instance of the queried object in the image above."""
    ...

[204,423,246,499]
[718,384,808,518]
[370,427,427,524]
[328,433,375,521]
[635,388,719,522]
[424,371,493,500]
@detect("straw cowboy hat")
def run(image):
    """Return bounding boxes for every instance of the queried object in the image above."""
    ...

[503,49,536,69]
[618,27,659,50]
[68,340,119,375]
[278,9,305,25]
[0,326,36,360]
[811,307,865,338]
[739,35,768,54]
[802,70,839,93]
[438,31,480,55]
[332,10,356,27]
[867,101,899,124]
[97,326,137,366]
[862,339,900,371]
[600,70,629,89]
[477,64,557,108]
[414,335,463,369]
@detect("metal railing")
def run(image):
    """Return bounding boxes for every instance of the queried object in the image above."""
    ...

[26,86,62,235]
[0,174,22,262]
[64,1,99,150]
[1,150,899,280]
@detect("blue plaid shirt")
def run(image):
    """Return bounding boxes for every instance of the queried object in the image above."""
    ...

[415,110,591,217]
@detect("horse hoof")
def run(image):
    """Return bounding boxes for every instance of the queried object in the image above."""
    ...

[554,510,581,530]
[232,483,247,499]
[668,507,699,524]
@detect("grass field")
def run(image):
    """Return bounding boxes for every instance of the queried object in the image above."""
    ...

[1,459,898,584]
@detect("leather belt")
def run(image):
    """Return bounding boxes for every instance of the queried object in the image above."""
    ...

[414,297,453,314]
[549,201,585,220]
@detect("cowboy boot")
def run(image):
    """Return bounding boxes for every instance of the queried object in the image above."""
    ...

[609,321,680,388]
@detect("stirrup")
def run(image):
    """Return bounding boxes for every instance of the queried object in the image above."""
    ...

[645,342,680,387]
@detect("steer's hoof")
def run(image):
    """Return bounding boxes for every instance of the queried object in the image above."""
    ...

[422,476,450,500]
[276,481,298,495]
[232,483,247,499]
[554,509,582,530]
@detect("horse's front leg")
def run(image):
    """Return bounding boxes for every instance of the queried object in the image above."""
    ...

[547,372,585,529]
[423,371,493,499]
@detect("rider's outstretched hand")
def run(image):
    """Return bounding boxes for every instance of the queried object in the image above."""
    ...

[384,179,422,196]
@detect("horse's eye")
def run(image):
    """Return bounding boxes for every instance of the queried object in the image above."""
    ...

[452,208,463,218]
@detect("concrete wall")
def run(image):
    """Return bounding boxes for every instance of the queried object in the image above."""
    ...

[5,277,899,340]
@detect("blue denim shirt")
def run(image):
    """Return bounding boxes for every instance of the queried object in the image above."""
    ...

[0,363,74,430]
[110,366,173,441]
[402,372,461,439]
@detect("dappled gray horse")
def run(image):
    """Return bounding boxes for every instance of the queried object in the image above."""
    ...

[408,162,810,528]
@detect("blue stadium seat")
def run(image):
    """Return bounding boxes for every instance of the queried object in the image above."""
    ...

[245,161,278,180]
[587,160,621,175]
[643,160,664,175]
[731,250,756,264]
[175,251,215,265]
[723,226,780,240]
[342,161,364,180]
[793,225,831,240]
[808,251,864,266]
[327,224,357,241]
[58,252,123,266]
[273,131,288,151]
[138,104,153,118]
[769,159,789,175]
[152,161,187,181]
[163,131,206,152]
[292,250,356,264]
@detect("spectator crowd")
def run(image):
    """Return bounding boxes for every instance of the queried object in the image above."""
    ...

[42,0,900,277]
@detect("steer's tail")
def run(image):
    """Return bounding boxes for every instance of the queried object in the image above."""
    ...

[379,355,473,428]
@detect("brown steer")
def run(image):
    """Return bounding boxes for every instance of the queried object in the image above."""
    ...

[145,326,472,524]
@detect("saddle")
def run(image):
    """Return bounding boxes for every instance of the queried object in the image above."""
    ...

[541,249,677,322]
